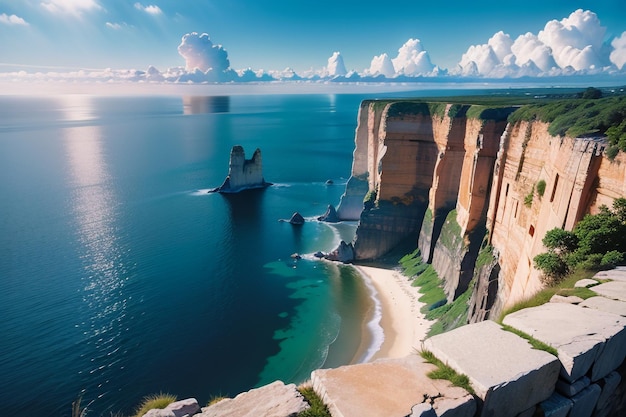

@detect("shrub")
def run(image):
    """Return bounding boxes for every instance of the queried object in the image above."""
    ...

[534,252,569,284]
[420,350,474,394]
[606,145,619,160]
[536,180,546,197]
[133,393,177,417]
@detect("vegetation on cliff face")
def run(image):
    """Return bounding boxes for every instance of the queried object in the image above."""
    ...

[533,198,626,284]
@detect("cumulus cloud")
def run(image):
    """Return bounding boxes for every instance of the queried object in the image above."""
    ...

[610,32,626,70]
[0,13,28,26]
[105,22,121,30]
[391,39,436,76]
[177,32,230,75]
[326,52,347,76]
[134,3,162,16]
[41,0,102,17]
[368,53,395,77]
[455,9,618,77]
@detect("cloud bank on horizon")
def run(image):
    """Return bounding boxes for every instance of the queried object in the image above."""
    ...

[1,7,625,85]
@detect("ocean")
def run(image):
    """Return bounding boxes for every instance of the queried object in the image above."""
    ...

[0,91,398,416]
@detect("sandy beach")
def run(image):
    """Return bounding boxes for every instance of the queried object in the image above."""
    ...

[354,265,431,360]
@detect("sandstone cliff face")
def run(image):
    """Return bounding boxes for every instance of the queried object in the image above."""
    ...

[341,99,625,322]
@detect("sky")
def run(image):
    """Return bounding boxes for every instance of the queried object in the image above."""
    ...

[1,0,626,82]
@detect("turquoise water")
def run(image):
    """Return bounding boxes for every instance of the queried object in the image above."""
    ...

[0,93,386,416]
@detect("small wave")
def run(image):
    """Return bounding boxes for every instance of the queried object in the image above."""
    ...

[190,189,214,196]
[355,272,384,363]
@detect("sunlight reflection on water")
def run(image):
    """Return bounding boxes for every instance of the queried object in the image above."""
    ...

[62,96,130,409]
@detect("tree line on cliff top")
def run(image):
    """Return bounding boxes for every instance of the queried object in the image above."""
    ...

[508,88,626,158]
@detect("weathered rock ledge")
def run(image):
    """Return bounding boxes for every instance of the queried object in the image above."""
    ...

[210,145,271,193]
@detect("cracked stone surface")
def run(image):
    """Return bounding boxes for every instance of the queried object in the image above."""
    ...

[311,355,475,417]
[580,296,626,317]
[422,320,559,417]
[198,380,309,417]
[574,279,599,288]
[503,303,626,382]
[590,280,626,302]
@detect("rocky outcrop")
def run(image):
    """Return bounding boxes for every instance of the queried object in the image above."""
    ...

[198,380,309,417]
[318,204,339,222]
[211,146,271,193]
[142,398,200,417]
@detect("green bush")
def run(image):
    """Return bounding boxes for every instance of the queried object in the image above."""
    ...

[297,385,331,417]
[536,180,546,197]
[534,252,569,284]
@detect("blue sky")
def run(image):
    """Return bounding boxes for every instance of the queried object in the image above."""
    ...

[1,0,625,75]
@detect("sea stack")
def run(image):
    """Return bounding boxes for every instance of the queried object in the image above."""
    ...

[212,146,271,193]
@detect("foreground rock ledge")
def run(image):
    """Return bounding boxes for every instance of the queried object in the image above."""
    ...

[198,380,309,417]
[422,320,560,417]
[311,355,475,417]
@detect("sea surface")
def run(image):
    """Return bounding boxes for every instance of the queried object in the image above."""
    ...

[0,91,407,416]
[0,86,567,416]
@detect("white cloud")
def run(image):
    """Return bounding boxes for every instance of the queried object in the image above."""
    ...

[105,22,121,30]
[455,9,618,77]
[326,52,347,76]
[41,0,102,17]
[0,13,28,26]
[177,32,230,76]
[391,38,436,76]
[134,3,162,16]
[610,32,626,70]
[368,53,395,77]
[538,9,607,70]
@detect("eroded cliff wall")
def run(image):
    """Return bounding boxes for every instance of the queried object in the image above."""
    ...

[340,99,625,322]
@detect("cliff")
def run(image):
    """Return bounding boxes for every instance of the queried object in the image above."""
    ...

[212,145,271,193]
[336,99,626,320]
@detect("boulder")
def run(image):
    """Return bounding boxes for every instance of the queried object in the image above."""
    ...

[143,398,200,417]
[503,303,626,382]
[574,279,599,288]
[550,294,584,304]
[317,204,339,223]
[289,212,305,225]
[199,380,308,417]
[422,320,560,417]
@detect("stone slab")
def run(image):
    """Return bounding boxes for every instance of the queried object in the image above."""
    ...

[199,380,309,417]
[580,296,626,316]
[591,280,626,302]
[311,355,475,417]
[574,279,599,288]
[569,384,601,417]
[503,303,626,382]
[537,392,573,417]
[595,371,621,411]
[555,376,590,397]
[592,267,626,282]
[422,320,560,417]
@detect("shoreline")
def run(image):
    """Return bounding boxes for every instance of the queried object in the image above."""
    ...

[352,265,431,361]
